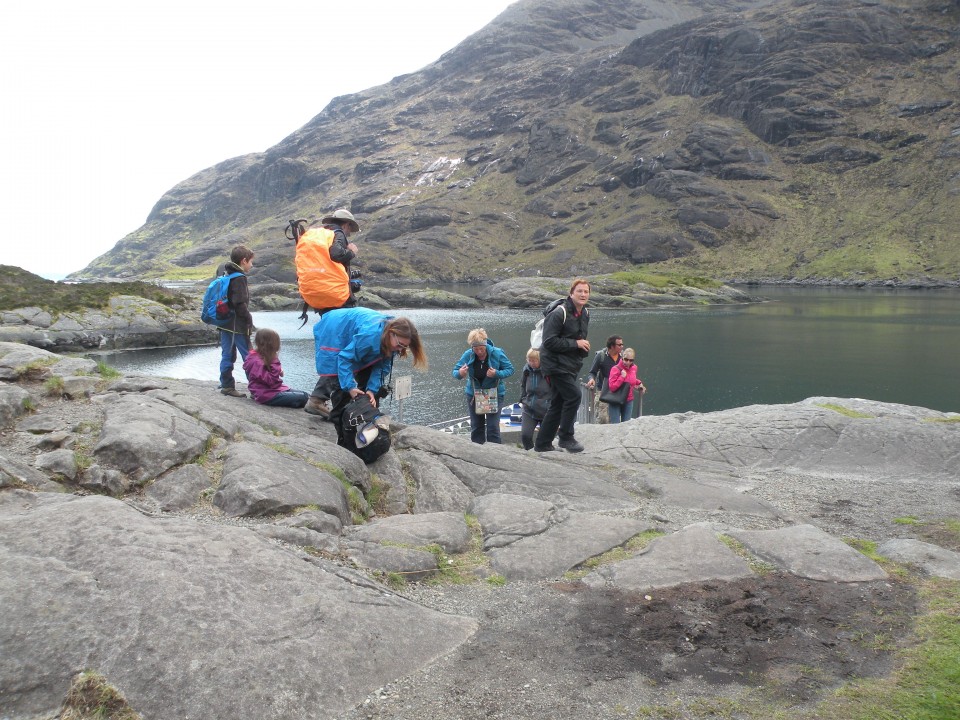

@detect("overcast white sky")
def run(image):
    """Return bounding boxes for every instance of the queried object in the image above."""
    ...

[1,1,516,279]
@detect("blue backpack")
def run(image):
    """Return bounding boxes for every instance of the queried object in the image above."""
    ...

[201,272,243,327]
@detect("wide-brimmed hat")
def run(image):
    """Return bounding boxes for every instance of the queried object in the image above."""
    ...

[321,208,360,233]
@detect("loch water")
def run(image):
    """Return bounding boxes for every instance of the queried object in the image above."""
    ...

[87,287,960,426]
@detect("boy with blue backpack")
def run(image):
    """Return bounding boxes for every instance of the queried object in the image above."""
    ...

[208,245,255,397]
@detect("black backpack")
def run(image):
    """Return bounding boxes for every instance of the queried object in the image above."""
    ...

[336,395,391,464]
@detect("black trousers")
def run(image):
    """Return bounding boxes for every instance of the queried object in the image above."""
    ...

[534,373,581,449]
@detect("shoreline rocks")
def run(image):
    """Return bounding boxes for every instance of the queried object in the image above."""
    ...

[1,275,758,353]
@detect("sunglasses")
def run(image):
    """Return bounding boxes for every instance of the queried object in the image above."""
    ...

[623,359,635,364]
[393,333,410,349]
[614,342,624,346]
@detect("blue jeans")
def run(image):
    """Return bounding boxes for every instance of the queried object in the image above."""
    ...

[264,390,309,408]
[219,331,250,389]
[608,399,634,424]
[468,395,504,444]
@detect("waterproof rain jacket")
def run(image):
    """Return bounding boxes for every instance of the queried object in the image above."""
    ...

[452,339,514,399]
[313,307,396,396]
[539,296,589,378]
[520,363,550,419]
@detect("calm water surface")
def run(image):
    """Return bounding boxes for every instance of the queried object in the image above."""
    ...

[88,287,960,426]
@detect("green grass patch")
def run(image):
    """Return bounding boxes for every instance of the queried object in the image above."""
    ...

[96,361,122,379]
[565,529,666,580]
[59,670,141,720]
[314,461,348,485]
[610,270,723,290]
[923,416,960,424]
[719,534,778,575]
[15,357,56,380]
[843,537,885,563]
[815,402,874,418]
[423,515,489,585]
[43,376,65,397]
[894,516,922,526]
[265,443,297,456]
[384,572,407,590]
[366,474,389,516]
[806,578,960,720]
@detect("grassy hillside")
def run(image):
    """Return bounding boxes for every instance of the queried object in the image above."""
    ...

[0,265,187,314]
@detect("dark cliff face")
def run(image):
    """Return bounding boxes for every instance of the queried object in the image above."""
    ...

[76,0,960,285]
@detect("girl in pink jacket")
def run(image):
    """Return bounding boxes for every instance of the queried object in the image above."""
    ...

[606,347,645,424]
[242,329,309,407]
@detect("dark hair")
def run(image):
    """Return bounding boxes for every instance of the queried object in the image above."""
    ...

[254,328,281,367]
[381,317,428,370]
[606,335,623,350]
[230,245,254,265]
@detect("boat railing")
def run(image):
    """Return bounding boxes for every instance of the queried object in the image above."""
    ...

[430,382,601,434]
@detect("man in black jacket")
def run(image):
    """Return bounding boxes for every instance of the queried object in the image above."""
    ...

[534,278,591,453]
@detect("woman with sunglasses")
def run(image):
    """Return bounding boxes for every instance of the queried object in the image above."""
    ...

[605,347,645,424]
[312,308,427,443]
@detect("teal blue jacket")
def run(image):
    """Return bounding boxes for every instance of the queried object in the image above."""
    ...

[452,339,514,399]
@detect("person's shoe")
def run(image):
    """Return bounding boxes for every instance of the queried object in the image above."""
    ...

[558,438,584,453]
[304,396,331,417]
[220,388,246,398]
[533,444,556,453]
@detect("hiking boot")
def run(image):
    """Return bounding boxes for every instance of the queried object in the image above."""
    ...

[304,396,331,418]
[533,444,556,453]
[558,438,584,453]
[220,388,246,398]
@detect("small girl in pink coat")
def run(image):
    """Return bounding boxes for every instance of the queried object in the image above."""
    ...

[606,346,645,424]
[242,328,309,407]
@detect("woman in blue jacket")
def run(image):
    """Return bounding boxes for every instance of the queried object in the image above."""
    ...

[314,307,427,444]
[452,328,515,444]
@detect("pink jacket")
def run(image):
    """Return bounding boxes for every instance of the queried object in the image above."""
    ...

[242,351,290,404]
[607,360,643,402]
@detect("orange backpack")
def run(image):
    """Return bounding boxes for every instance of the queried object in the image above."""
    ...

[295,227,350,310]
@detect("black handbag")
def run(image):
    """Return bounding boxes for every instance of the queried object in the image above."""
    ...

[599,380,630,405]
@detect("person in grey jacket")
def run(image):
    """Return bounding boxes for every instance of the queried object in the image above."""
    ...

[519,348,550,450]
[452,328,515,444]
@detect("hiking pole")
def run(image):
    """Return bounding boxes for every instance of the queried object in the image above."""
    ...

[285,219,307,243]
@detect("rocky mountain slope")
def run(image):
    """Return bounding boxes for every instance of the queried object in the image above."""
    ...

[74,0,960,286]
